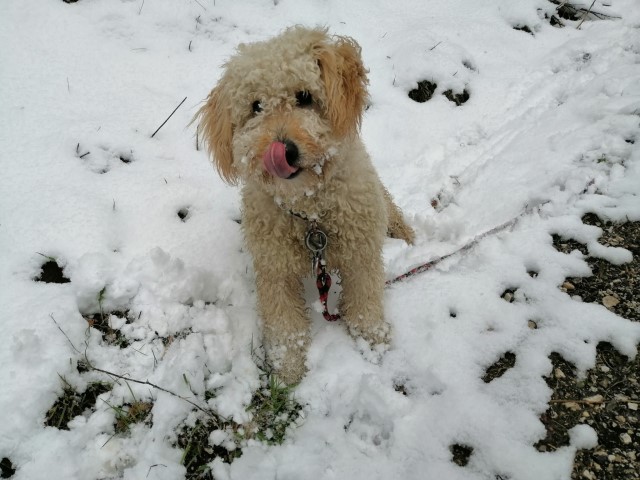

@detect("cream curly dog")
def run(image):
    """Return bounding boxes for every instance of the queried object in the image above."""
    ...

[196,26,414,384]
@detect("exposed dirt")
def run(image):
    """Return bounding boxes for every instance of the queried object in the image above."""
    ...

[443,88,470,106]
[35,259,70,284]
[543,215,640,479]
[408,80,437,103]
[0,458,16,479]
[44,381,112,430]
[84,311,132,348]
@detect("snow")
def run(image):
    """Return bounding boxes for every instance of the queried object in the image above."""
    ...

[1,0,640,479]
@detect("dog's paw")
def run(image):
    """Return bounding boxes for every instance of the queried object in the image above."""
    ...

[348,320,391,349]
[354,336,389,365]
[266,336,309,385]
[388,220,416,245]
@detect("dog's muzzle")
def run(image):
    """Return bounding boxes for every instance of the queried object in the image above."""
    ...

[263,140,300,179]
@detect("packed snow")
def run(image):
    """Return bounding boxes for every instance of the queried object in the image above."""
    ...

[1,0,640,479]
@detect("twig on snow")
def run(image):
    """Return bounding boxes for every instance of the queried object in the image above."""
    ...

[50,314,83,355]
[89,365,213,416]
[549,397,604,405]
[576,0,596,29]
[49,313,220,419]
[151,96,187,138]
[147,464,167,478]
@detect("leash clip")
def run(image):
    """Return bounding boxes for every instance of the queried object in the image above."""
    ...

[305,224,327,254]
[305,222,328,278]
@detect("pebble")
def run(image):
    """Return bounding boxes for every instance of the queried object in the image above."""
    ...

[555,368,566,379]
[563,281,575,291]
[602,295,619,308]
[627,402,638,411]
[584,394,604,404]
[620,433,632,444]
[581,469,596,480]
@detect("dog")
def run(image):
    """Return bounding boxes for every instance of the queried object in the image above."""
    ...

[196,26,415,384]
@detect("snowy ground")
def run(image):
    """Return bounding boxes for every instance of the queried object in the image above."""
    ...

[1,1,640,479]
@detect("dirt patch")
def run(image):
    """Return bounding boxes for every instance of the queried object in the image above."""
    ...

[450,443,473,467]
[35,258,70,284]
[0,457,16,479]
[513,25,534,35]
[543,215,640,479]
[176,417,241,480]
[408,80,437,103]
[45,380,112,430]
[483,352,517,383]
[84,311,132,348]
[443,89,470,106]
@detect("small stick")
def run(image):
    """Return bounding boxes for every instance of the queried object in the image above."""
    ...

[151,96,187,138]
[429,41,442,51]
[49,313,222,419]
[90,365,213,416]
[147,464,167,478]
[549,398,604,405]
[576,0,596,29]
[50,314,82,355]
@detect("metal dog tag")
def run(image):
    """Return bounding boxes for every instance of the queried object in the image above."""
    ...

[305,228,328,253]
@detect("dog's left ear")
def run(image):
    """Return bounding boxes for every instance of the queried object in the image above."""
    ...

[314,35,369,137]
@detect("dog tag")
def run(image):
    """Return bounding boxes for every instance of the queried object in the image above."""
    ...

[305,228,327,253]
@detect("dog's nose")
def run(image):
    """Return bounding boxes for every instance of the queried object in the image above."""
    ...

[284,139,299,166]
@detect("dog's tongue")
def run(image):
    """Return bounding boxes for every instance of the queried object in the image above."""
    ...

[263,141,298,179]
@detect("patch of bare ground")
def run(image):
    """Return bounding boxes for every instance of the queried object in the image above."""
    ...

[542,215,640,479]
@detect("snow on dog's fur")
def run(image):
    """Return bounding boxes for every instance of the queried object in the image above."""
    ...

[196,26,414,384]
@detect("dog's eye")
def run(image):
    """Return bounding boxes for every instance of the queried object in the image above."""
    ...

[252,100,263,114]
[295,91,313,107]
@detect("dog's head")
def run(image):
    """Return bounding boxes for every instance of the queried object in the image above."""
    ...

[196,27,368,196]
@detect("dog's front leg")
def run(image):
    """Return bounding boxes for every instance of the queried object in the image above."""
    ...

[254,263,310,384]
[242,193,310,385]
[336,237,391,349]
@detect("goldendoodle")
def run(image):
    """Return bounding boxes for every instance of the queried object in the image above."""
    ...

[196,26,415,384]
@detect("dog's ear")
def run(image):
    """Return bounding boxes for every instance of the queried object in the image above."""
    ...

[314,34,369,137]
[195,81,238,185]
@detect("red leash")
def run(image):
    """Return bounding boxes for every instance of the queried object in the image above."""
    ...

[386,213,524,285]
[305,221,341,321]
[304,205,535,321]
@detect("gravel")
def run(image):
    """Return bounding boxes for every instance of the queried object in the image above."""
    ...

[543,214,640,480]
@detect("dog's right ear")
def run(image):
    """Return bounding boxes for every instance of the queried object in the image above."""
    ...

[195,82,238,185]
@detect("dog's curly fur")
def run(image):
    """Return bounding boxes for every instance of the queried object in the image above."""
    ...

[196,27,415,384]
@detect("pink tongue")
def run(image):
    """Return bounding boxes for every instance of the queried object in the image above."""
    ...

[263,141,298,178]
